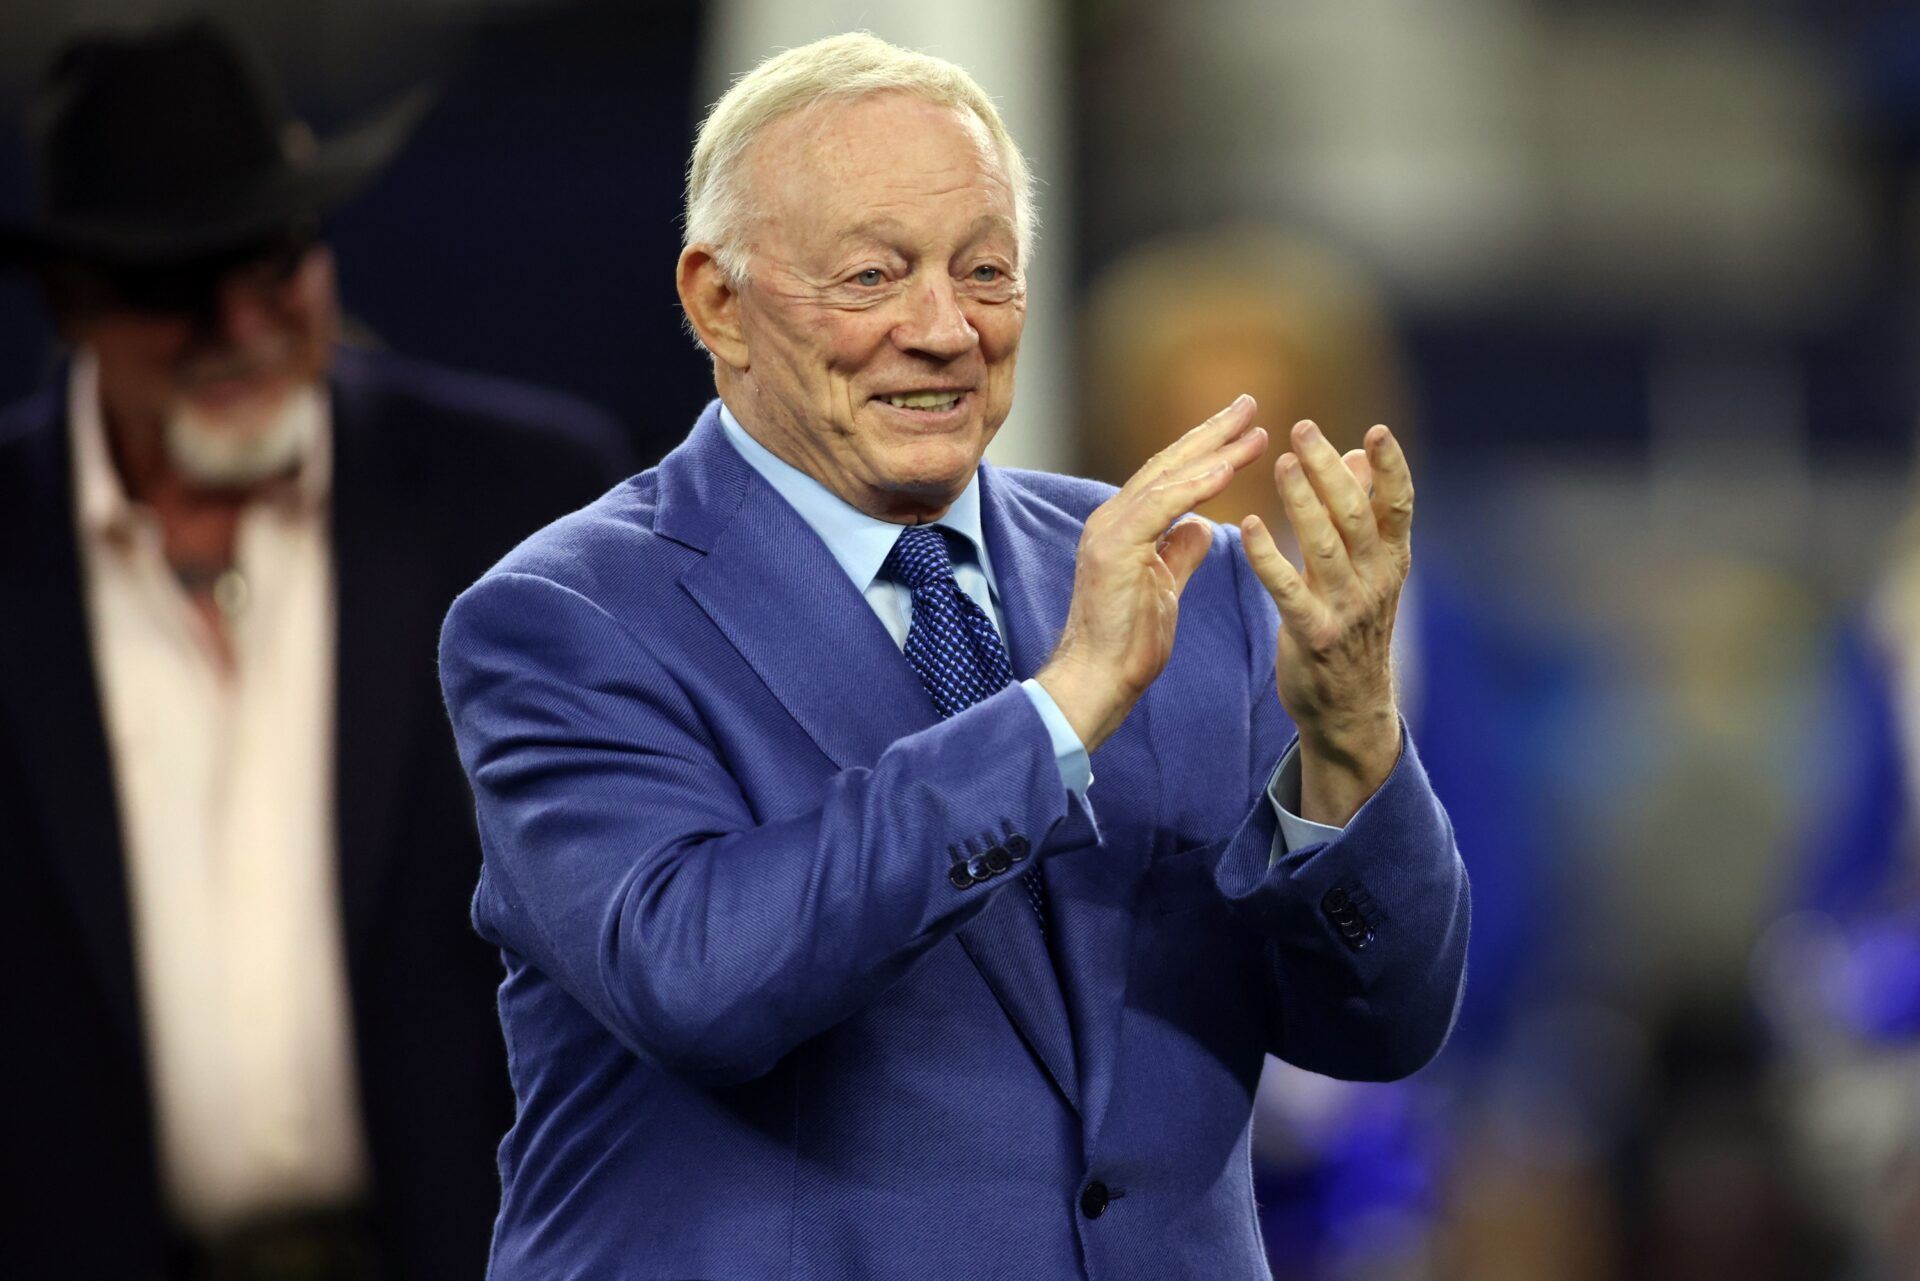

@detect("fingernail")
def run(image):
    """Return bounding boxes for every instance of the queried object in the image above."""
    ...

[1300,422,1322,443]
[1234,393,1253,411]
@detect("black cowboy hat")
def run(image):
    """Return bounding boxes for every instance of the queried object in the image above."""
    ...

[0,16,428,265]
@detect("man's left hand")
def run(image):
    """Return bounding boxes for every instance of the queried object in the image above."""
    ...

[1238,419,1412,826]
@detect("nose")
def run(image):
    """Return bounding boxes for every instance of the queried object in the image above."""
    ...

[893,274,978,361]
[206,271,279,348]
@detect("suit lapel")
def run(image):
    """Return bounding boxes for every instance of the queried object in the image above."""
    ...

[980,466,1151,1149]
[664,412,1082,1110]
[679,478,938,775]
[329,362,436,972]
[0,384,144,1051]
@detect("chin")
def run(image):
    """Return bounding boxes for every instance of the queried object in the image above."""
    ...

[878,437,982,493]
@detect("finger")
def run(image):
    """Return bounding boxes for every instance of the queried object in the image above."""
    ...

[1365,424,1414,546]
[1123,394,1258,497]
[1158,515,1213,594]
[1342,449,1373,495]
[1292,420,1379,560]
[1275,450,1353,589]
[1155,422,1269,494]
[1239,514,1326,629]
[1122,424,1268,540]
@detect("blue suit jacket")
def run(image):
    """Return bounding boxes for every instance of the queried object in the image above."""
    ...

[438,403,1470,1280]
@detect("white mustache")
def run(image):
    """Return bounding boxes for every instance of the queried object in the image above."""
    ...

[165,382,322,489]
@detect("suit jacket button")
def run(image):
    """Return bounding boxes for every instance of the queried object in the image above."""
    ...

[966,855,994,881]
[1080,1181,1110,1219]
[1005,834,1030,860]
[984,846,1012,875]
[1322,887,1349,912]
[948,863,975,890]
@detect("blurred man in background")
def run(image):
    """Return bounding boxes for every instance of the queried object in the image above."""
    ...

[0,18,633,1279]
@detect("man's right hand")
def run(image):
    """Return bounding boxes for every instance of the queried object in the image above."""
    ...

[1035,396,1269,752]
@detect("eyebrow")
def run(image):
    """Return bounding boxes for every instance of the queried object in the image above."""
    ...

[833,213,1018,252]
[837,217,908,245]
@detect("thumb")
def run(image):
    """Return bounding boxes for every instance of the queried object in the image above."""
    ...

[1159,516,1213,594]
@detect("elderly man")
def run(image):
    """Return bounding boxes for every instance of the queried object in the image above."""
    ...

[0,19,633,1279]
[440,32,1468,1279]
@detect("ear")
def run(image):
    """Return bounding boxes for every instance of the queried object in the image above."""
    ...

[300,242,343,343]
[676,245,750,371]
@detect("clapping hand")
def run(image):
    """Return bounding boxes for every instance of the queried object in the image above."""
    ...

[1238,419,1410,825]
[1036,395,1267,751]
[1038,399,1411,825]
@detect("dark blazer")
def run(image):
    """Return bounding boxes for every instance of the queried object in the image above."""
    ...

[438,402,1470,1280]
[0,345,635,1279]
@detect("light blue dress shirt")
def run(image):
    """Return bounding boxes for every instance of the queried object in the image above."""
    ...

[715,403,1342,855]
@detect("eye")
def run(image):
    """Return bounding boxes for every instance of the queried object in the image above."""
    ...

[853,268,886,287]
[971,264,1002,283]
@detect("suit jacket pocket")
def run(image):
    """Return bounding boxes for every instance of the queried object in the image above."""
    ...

[1146,844,1220,915]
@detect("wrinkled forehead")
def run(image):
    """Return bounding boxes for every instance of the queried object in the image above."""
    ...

[742,92,1016,256]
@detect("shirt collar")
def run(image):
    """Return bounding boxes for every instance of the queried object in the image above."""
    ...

[70,350,130,540]
[67,348,333,542]
[716,399,996,596]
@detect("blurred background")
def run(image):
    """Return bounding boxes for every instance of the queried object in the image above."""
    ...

[6,0,1920,1277]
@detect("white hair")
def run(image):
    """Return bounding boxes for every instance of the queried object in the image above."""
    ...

[684,32,1037,286]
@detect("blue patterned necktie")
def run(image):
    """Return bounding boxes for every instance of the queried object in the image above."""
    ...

[884,524,1051,934]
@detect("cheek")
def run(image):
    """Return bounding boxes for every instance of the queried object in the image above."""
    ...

[975,304,1024,367]
[817,313,897,379]
[91,323,192,380]
[761,307,864,383]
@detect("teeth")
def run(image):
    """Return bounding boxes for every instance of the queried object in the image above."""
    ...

[884,391,962,410]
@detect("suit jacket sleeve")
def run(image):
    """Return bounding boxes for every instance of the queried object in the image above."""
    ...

[1208,526,1471,1082]
[439,569,1101,1087]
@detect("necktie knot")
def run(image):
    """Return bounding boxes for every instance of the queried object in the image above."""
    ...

[885,520,1013,715]
[884,524,957,594]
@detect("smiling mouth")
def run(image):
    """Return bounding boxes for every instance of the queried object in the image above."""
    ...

[877,389,968,412]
